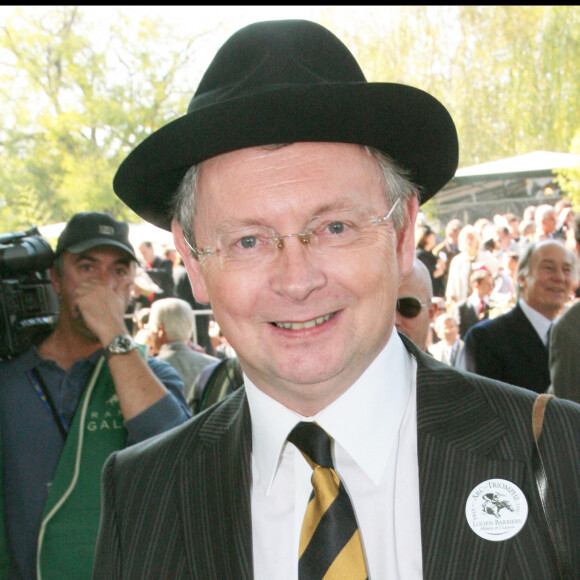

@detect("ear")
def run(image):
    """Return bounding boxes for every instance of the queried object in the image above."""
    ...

[171,219,210,304]
[49,266,61,295]
[517,270,527,290]
[397,196,420,279]
[156,322,167,342]
[427,300,437,323]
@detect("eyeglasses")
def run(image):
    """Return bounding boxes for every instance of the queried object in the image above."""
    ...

[396,295,428,318]
[184,198,400,271]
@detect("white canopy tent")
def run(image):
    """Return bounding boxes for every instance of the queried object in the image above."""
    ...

[430,150,580,227]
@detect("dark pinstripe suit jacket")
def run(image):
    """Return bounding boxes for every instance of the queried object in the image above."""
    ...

[93,335,580,579]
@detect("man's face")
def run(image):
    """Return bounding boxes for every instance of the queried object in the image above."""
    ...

[174,142,417,414]
[395,265,433,351]
[463,233,479,256]
[509,219,519,239]
[475,273,494,298]
[52,245,136,340]
[541,212,556,235]
[448,228,460,246]
[438,317,458,345]
[519,241,575,319]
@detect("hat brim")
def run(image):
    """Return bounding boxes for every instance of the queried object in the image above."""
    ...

[65,238,138,261]
[114,82,458,231]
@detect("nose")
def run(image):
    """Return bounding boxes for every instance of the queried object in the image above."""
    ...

[269,236,326,301]
[93,265,117,287]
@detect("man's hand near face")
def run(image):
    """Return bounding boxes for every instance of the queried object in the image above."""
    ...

[73,271,135,348]
[58,246,174,420]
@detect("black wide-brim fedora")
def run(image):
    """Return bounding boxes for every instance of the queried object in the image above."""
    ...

[114,19,459,231]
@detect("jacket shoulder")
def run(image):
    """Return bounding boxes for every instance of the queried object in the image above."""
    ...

[412,338,580,452]
[111,387,247,468]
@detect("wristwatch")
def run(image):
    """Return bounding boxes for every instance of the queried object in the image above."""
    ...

[104,334,138,360]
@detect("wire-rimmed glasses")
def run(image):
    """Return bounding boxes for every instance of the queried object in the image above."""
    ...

[184,198,401,271]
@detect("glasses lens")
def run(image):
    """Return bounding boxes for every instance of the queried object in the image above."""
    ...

[202,206,395,272]
[397,297,422,318]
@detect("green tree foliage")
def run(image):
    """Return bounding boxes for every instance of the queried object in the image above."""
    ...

[324,6,580,167]
[1,6,579,232]
[557,129,580,210]
[0,6,213,231]
[451,5,580,166]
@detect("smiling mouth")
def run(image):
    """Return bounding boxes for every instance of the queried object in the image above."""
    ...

[273,312,337,330]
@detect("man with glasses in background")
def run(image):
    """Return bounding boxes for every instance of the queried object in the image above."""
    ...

[395,258,437,351]
[94,19,580,580]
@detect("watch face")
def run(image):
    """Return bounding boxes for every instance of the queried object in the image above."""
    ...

[117,336,133,351]
[109,334,136,355]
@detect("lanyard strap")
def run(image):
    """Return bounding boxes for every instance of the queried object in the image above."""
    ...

[29,368,69,441]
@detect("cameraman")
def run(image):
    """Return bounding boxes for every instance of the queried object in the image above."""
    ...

[0,212,191,579]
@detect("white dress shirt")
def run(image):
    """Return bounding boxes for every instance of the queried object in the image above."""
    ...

[246,330,422,580]
[519,298,555,346]
[467,291,488,312]
[444,339,461,366]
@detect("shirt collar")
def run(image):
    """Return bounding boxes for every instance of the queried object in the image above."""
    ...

[13,344,101,367]
[519,298,555,345]
[468,292,487,308]
[246,330,413,494]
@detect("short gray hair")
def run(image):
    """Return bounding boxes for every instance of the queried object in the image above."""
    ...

[148,298,194,343]
[171,144,420,250]
[435,312,458,335]
[534,204,555,228]
[457,225,480,252]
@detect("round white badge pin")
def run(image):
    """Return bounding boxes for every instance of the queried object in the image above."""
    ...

[465,478,528,541]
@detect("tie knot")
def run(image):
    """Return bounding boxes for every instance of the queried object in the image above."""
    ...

[287,421,334,468]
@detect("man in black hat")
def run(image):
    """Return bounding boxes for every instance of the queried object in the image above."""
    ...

[94,20,580,579]
[0,211,191,579]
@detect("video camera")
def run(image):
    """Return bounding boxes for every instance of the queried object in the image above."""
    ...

[0,226,59,362]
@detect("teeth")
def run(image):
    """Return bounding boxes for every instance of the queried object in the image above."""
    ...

[275,312,335,330]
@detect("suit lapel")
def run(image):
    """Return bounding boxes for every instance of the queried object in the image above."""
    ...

[405,336,526,579]
[176,338,532,579]
[179,389,253,580]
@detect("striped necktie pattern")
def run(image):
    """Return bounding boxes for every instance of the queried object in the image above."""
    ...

[287,421,369,580]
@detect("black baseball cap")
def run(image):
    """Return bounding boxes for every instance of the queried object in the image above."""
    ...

[55,211,138,261]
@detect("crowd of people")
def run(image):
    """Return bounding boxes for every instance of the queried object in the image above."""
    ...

[1,17,579,580]
[416,199,576,312]
[411,200,580,406]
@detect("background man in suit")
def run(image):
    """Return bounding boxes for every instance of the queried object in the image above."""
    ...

[138,240,175,301]
[395,258,437,351]
[431,217,462,292]
[462,239,578,393]
[147,297,218,400]
[453,266,493,339]
[93,20,580,579]
[428,313,464,367]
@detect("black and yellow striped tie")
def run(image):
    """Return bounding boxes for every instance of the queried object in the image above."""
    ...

[288,421,369,580]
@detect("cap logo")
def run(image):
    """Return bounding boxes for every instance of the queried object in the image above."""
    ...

[98,225,115,236]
